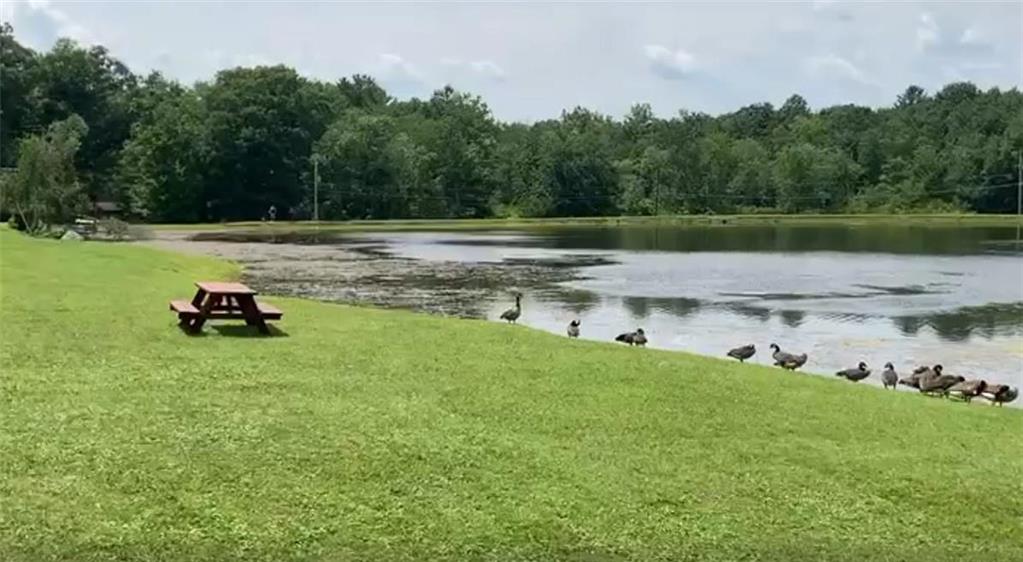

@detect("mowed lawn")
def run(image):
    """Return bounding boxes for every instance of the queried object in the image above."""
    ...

[1,231,1021,561]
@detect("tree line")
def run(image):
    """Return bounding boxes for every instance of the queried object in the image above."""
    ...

[2,24,1022,225]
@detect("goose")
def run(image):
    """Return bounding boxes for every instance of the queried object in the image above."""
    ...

[881,363,898,390]
[899,365,932,389]
[980,385,1019,407]
[918,365,964,395]
[615,328,647,346]
[835,362,870,382]
[499,293,522,324]
[946,379,986,402]
[769,343,807,371]
[726,344,756,363]
[566,319,581,338]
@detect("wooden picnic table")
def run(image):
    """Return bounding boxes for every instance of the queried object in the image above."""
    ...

[169,281,282,335]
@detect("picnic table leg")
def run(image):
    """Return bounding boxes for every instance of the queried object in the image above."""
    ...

[238,295,270,335]
[190,288,207,307]
[190,293,221,334]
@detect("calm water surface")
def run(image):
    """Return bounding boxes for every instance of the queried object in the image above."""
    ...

[352,224,1023,391]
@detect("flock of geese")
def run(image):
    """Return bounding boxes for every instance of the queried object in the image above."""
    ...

[726,344,1019,406]
[498,294,1019,407]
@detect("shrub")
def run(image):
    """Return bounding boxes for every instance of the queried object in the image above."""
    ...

[99,218,130,240]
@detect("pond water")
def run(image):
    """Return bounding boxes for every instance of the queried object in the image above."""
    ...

[187,223,1023,395]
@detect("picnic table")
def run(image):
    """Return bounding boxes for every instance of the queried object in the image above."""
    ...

[169,281,282,335]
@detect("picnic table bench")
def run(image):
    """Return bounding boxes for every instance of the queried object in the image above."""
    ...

[170,281,282,334]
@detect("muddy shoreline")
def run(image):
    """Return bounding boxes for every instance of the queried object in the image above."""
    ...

[145,230,599,318]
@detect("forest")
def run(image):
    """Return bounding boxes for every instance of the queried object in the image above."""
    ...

[2,23,1022,224]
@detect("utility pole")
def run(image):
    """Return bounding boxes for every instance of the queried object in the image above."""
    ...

[1016,150,1021,245]
[313,156,320,223]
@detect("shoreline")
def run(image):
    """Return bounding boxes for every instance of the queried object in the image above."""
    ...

[149,213,1023,233]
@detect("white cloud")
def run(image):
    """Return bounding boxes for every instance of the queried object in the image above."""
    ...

[804,53,871,84]
[468,60,506,80]
[369,53,428,97]
[811,0,853,22]
[440,57,507,83]
[916,12,939,51]
[376,53,422,80]
[917,13,993,57]
[644,44,697,80]
[6,0,95,47]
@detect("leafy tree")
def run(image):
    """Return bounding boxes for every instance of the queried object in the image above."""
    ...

[896,85,927,108]
[315,111,426,219]
[116,89,209,221]
[0,23,38,167]
[203,66,331,220]
[7,115,89,232]
[548,108,619,216]
[31,39,137,199]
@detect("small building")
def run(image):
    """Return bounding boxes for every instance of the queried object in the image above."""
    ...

[93,201,123,218]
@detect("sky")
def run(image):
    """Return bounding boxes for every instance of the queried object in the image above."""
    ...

[3,1,1021,122]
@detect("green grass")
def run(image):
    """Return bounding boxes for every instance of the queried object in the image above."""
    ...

[1,230,1021,561]
[151,213,1023,233]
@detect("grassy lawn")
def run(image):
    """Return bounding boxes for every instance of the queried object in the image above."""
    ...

[1,230,1021,561]
[150,213,1023,233]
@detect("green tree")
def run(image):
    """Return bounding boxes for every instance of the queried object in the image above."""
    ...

[315,112,427,219]
[116,89,209,222]
[31,39,137,200]
[203,66,331,219]
[0,23,38,167]
[7,115,89,232]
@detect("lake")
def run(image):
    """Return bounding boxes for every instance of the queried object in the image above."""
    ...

[181,222,1023,395]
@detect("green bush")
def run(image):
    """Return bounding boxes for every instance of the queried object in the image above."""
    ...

[99,218,130,240]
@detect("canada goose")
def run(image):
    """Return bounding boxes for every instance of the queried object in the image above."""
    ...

[835,362,870,382]
[947,379,986,402]
[769,343,807,371]
[899,365,933,388]
[881,363,898,390]
[918,365,963,395]
[499,293,522,323]
[566,319,580,338]
[726,344,756,363]
[615,328,647,346]
[980,385,1019,407]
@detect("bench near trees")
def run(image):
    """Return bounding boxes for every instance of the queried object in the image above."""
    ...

[170,281,282,334]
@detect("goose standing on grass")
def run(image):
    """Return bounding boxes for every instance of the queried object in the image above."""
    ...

[980,385,1019,406]
[835,362,871,382]
[615,328,647,346]
[881,363,898,390]
[947,379,987,402]
[726,344,756,363]
[566,319,581,338]
[769,344,807,371]
[899,365,932,389]
[499,293,522,324]
[918,365,964,395]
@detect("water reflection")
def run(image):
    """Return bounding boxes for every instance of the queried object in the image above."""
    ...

[432,224,1023,255]
[622,296,702,320]
[894,302,1023,341]
[778,310,806,328]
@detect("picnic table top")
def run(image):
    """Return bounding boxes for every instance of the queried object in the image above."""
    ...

[195,281,256,295]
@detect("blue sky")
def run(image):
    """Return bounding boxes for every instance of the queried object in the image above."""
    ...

[3,1,1021,121]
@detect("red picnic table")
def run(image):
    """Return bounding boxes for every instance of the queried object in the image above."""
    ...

[169,281,282,335]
